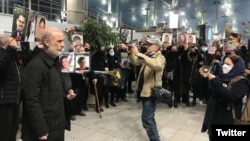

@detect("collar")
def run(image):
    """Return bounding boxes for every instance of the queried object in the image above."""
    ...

[39,50,58,67]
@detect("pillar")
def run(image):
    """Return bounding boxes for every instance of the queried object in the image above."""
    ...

[66,0,86,25]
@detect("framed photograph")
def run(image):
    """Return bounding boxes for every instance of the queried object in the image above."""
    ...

[156,23,164,35]
[120,28,132,43]
[59,52,75,73]
[35,14,48,42]
[75,52,90,73]
[11,5,29,42]
[72,32,83,46]
[162,33,173,46]
[187,35,196,47]
[25,10,38,42]
[177,32,188,45]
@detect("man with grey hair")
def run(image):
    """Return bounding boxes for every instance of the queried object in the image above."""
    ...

[0,34,21,141]
[21,28,75,141]
[128,37,165,141]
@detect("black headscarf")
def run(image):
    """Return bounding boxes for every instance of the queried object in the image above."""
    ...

[218,57,245,81]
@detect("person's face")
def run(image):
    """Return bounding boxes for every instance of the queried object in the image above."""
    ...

[223,57,234,68]
[180,34,185,41]
[47,31,65,57]
[80,59,86,67]
[38,21,45,36]
[16,15,25,32]
[165,36,169,43]
[84,43,90,49]
[78,46,85,53]
[62,58,70,70]
[188,36,193,43]
[147,44,158,52]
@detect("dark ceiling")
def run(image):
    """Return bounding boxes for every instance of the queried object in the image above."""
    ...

[88,0,250,36]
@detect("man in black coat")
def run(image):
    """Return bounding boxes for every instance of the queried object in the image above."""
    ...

[21,28,75,141]
[0,34,21,141]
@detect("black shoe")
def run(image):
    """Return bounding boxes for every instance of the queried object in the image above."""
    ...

[83,104,89,111]
[71,115,76,121]
[105,103,109,108]
[191,101,196,106]
[100,108,104,112]
[174,101,178,108]
[121,98,128,102]
[168,100,172,108]
[78,110,86,116]
[128,90,134,94]
[110,102,116,107]
[136,99,140,103]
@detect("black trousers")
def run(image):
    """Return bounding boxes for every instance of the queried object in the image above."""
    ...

[0,103,20,141]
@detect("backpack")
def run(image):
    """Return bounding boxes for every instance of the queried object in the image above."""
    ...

[228,75,250,125]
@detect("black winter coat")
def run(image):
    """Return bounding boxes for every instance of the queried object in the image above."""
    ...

[21,50,66,141]
[0,47,21,104]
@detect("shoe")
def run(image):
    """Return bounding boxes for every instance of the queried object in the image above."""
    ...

[100,108,104,112]
[168,100,172,108]
[105,103,109,108]
[191,101,196,106]
[136,99,140,103]
[110,102,116,107]
[174,101,178,108]
[121,98,128,102]
[128,90,134,94]
[78,110,86,116]
[186,102,190,107]
[83,104,89,111]
[70,115,76,121]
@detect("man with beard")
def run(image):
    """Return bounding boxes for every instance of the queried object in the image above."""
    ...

[21,28,74,141]
[11,14,26,41]
[0,34,21,141]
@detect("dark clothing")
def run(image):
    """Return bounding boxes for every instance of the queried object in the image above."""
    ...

[0,46,21,141]
[21,50,66,141]
[11,29,25,41]
[201,58,249,138]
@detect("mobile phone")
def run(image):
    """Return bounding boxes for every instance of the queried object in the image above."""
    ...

[202,65,211,73]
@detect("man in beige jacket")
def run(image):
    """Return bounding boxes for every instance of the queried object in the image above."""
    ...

[128,37,165,141]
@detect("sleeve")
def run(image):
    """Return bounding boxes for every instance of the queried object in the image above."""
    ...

[0,47,17,70]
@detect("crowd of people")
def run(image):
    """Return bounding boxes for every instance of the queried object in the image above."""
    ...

[1,26,250,141]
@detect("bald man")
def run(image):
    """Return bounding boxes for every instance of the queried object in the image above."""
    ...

[21,28,73,141]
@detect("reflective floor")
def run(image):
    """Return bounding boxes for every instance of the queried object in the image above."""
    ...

[17,92,209,141]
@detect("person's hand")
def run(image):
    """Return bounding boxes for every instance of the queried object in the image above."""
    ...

[67,89,76,100]
[92,79,97,85]
[199,67,215,80]
[39,133,48,140]
[8,38,17,49]
[131,45,139,55]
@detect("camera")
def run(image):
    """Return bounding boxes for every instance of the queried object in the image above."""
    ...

[202,65,211,73]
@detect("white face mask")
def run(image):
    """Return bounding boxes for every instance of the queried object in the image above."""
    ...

[222,64,233,74]
[201,47,208,52]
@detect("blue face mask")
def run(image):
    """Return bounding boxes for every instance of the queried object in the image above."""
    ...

[109,52,115,56]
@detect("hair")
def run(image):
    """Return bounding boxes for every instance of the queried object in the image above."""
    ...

[39,17,46,25]
[73,35,81,41]
[60,55,68,67]
[226,54,240,65]
[0,34,10,48]
[40,28,61,46]
[77,57,85,65]
[17,14,25,20]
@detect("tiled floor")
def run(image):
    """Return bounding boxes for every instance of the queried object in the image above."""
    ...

[17,93,209,141]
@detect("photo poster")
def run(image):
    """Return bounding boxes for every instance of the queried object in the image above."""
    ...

[25,10,39,42]
[187,35,196,47]
[177,32,188,45]
[59,52,75,73]
[120,52,129,68]
[75,52,90,73]
[35,14,48,42]
[208,40,216,54]
[11,5,29,43]
[161,33,173,46]
[120,28,132,43]
[156,23,164,35]
[72,32,83,47]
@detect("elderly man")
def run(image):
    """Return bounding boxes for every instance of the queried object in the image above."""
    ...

[128,37,165,141]
[0,34,21,141]
[21,28,75,141]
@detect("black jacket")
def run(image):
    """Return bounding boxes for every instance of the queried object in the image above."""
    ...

[0,47,21,104]
[21,50,66,141]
